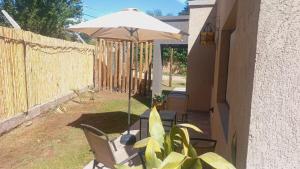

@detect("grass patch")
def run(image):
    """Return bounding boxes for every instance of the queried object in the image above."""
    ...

[0,92,150,169]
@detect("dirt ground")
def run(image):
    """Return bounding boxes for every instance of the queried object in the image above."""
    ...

[0,91,150,169]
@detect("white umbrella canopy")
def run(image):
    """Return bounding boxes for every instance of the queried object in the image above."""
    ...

[68,8,187,41]
[69,8,187,145]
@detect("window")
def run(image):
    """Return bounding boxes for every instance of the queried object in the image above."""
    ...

[216,29,235,141]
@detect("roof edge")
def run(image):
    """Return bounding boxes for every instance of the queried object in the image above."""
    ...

[188,0,216,7]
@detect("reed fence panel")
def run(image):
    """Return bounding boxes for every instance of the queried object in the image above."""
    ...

[0,26,94,121]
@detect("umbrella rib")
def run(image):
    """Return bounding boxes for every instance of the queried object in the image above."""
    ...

[122,27,139,41]
[91,28,104,37]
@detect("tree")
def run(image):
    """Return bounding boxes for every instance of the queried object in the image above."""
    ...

[146,9,163,17]
[0,0,83,38]
[178,1,189,15]
[162,46,188,75]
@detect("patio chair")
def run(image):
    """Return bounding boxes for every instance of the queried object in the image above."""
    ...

[190,138,217,155]
[190,138,217,169]
[80,124,145,169]
[165,92,189,122]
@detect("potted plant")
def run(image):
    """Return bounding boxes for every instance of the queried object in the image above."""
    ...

[152,94,166,111]
[115,107,236,169]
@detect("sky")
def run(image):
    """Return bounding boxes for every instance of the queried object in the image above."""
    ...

[82,0,186,19]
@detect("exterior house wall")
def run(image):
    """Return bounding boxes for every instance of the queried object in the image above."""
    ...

[246,0,300,168]
[210,0,259,168]
[187,0,216,112]
[209,0,300,168]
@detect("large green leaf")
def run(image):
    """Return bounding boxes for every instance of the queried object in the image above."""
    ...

[149,107,165,147]
[187,144,198,158]
[134,137,151,149]
[163,133,173,158]
[181,158,202,169]
[134,137,161,153]
[158,152,187,169]
[177,123,203,133]
[181,128,190,155]
[145,138,162,168]
[170,127,189,146]
[170,126,190,155]
[199,152,236,169]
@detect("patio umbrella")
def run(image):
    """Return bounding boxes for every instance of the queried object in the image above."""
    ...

[68,8,186,145]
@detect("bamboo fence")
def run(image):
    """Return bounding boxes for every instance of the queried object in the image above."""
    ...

[0,26,94,121]
[95,39,153,95]
[0,26,153,122]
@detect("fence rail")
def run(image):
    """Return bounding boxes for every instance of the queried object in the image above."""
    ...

[0,27,94,121]
[95,39,153,95]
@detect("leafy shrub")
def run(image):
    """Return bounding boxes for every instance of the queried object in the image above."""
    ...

[115,107,235,169]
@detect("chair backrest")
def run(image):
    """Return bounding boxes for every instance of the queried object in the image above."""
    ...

[190,138,217,155]
[166,92,188,115]
[81,124,116,168]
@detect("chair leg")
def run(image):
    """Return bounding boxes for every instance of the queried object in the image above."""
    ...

[138,152,146,169]
[93,160,98,169]
[185,114,188,122]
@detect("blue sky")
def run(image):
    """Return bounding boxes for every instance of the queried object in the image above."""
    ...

[82,0,186,19]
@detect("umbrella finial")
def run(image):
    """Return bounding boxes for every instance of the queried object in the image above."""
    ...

[123,8,138,12]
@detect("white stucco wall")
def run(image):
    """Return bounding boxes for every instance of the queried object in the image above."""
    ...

[210,0,300,168]
[246,0,300,168]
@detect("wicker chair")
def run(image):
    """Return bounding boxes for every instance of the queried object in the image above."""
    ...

[81,124,145,169]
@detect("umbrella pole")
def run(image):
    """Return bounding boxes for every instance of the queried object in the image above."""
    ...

[127,41,133,135]
[121,40,136,145]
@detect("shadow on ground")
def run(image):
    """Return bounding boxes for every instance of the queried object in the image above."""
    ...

[132,93,152,108]
[68,111,140,134]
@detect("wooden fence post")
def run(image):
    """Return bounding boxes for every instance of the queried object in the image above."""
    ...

[117,42,122,92]
[103,41,107,90]
[134,42,138,94]
[131,43,135,91]
[169,47,174,87]
[98,39,102,90]
[144,42,149,95]
[113,42,118,90]
[126,41,131,93]
[121,41,126,93]
[147,42,153,94]
[139,42,144,94]
[109,42,113,92]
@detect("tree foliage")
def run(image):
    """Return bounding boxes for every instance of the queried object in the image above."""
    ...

[146,9,163,17]
[178,1,189,16]
[162,46,188,75]
[0,0,83,38]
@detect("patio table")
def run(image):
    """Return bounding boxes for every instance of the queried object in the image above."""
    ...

[139,109,176,139]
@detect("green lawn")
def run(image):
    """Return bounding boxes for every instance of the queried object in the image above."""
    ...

[1,78,186,169]
[0,92,150,169]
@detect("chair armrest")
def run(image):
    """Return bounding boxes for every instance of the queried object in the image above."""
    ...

[118,151,146,168]
[109,136,120,151]
[168,92,189,98]
[190,138,217,149]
